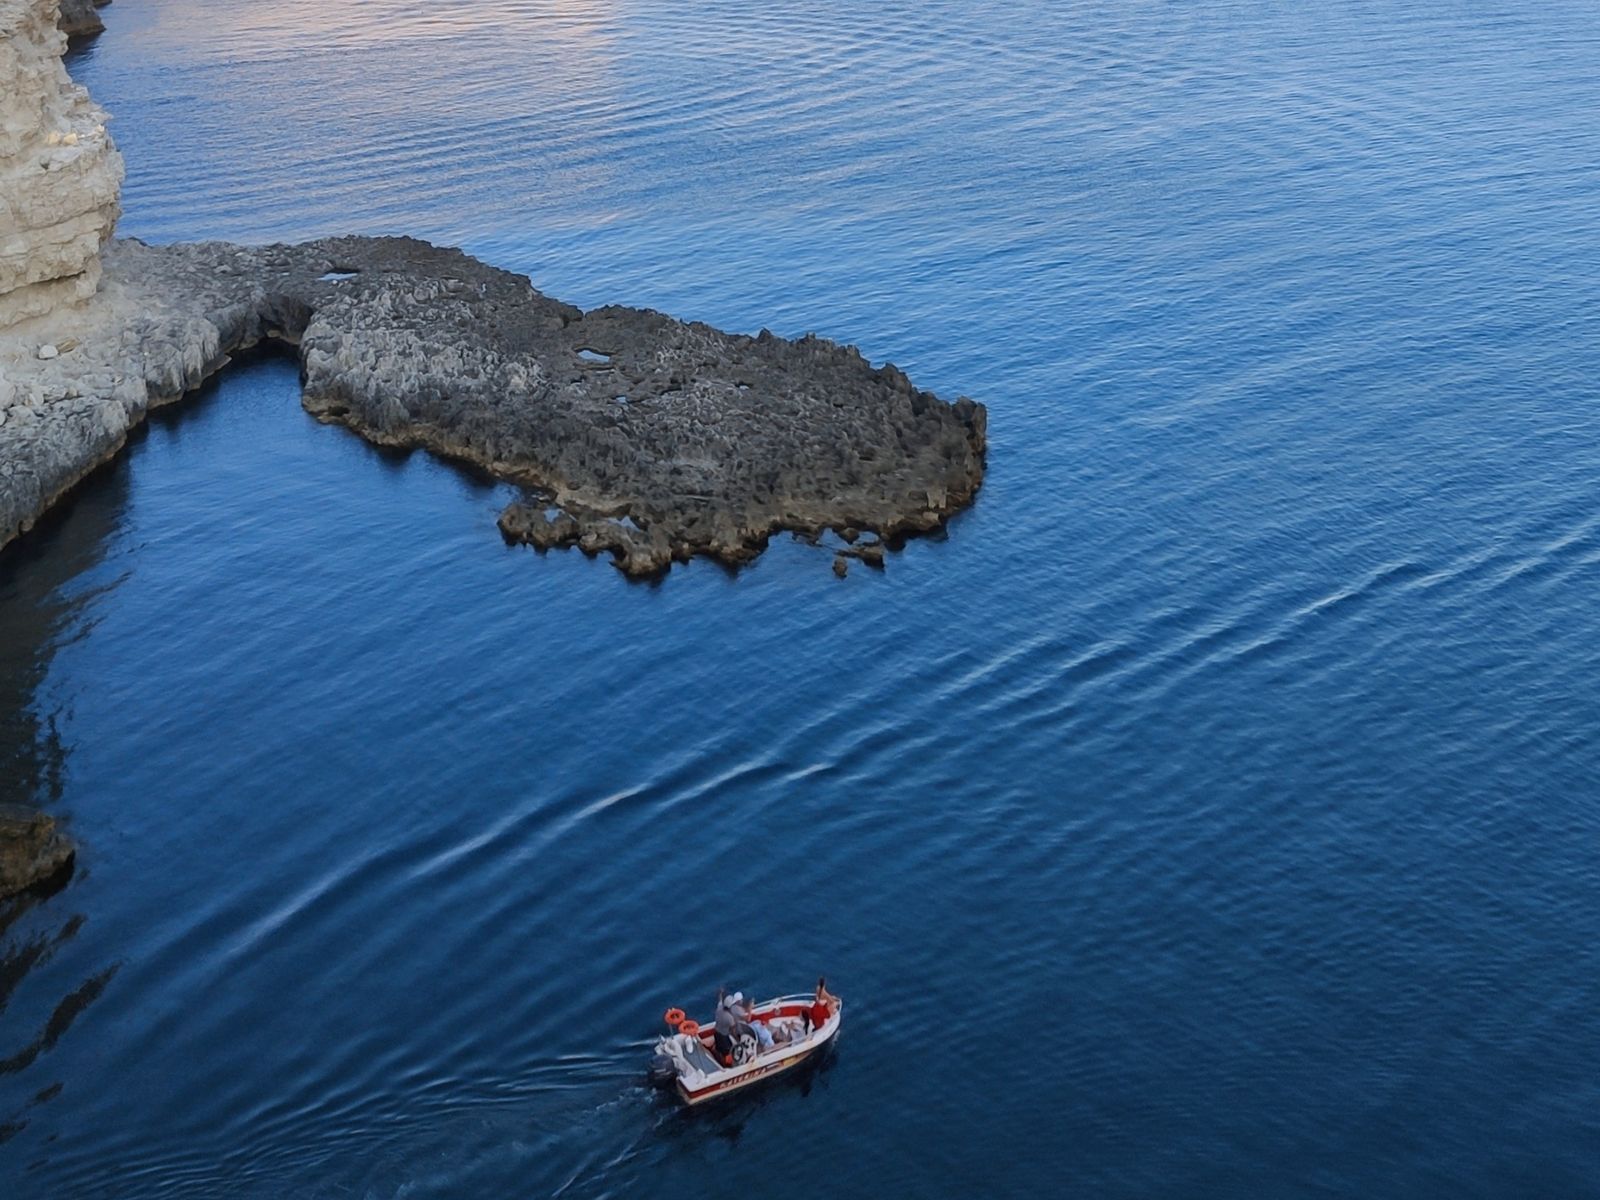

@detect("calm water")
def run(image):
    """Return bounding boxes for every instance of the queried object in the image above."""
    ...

[5,1,1600,1195]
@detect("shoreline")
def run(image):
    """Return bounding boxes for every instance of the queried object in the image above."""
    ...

[1,235,986,578]
[0,0,985,580]
[0,0,984,887]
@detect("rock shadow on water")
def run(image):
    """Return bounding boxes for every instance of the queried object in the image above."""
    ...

[0,917,118,1148]
[0,456,121,1149]
[0,442,125,821]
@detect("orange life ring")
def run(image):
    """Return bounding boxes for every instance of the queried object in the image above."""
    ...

[677,1019,700,1037]
[664,1008,686,1028]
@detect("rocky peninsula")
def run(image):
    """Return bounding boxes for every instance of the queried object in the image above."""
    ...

[2,0,987,884]
[1,0,985,580]
[4,235,988,577]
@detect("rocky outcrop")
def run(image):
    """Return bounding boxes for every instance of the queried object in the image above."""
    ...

[56,0,108,39]
[0,0,123,328]
[1,236,986,575]
[0,806,74,898]
[0,0,984,577]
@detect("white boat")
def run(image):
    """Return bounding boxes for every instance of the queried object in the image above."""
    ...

[651,993,842,1106]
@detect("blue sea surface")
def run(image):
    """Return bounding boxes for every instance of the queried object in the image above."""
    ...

[5,1,1600,1195]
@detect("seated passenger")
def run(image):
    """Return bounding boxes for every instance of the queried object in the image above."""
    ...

[725,992,765,1061]
[726,998,774,1049]
[735,995,776,1051]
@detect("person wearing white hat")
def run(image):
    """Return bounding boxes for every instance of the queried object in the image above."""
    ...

[732,993,776,1051]
[713,988,763,1064]
[713,987,741,1064]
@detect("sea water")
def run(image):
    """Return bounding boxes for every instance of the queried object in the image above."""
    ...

[4,2,1600,1195]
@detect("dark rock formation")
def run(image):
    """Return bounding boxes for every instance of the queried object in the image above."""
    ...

[289,237,986,575]
[55,0,106,38]
[0,807,74,898]
[842,540,886,569]
[4,236,987,577]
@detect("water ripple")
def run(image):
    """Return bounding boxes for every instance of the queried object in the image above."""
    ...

[9,1,1600,1197]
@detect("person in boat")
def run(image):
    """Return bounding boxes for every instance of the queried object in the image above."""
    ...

[713,988,740,1063]
[807,977,838,1030]
[733,993,778,1052]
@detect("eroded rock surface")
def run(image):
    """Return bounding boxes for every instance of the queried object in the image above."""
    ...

[1,237,987,574]
[0,806,74,898]
[0,0,124,327]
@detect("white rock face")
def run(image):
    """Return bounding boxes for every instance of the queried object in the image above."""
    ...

[0,0,124,328]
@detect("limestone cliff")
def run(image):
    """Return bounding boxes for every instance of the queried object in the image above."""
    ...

[0,0,123,328]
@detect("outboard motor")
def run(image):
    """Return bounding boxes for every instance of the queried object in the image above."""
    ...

[648,1052,679,1088]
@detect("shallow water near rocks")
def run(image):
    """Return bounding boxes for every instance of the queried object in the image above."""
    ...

[6,1,1600,1196]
